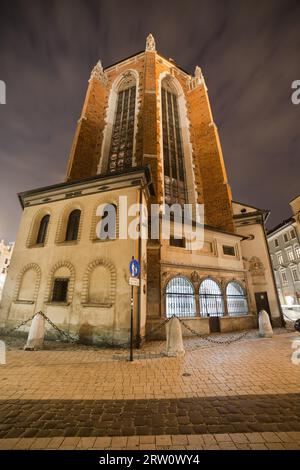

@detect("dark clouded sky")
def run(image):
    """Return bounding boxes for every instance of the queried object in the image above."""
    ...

[0,0,299,240]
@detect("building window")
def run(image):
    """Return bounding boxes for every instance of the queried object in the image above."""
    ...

[199,279,224,317]
[170,236,186,248]
[295,245,300,258]
[291,267,299,282]
[97,204,117,240]
[161,78,187,206]
[36,214,50,245]
[107,75,136,174]
[274,238,279,247]
[166,276,196,318]
[287,248,295,261]
[281,270,288,284]
[290,229,297,239]
[277,252,283,264]
[51,278,69,303]
[284,233,289,243]
[226,282,248,316]
[223,245,235,256]
[65,209,81,241]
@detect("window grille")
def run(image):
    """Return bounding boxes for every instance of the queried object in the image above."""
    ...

[52,278,69,303]
[161,84,187,206]
[36,215,50,245]
[223,245,235,256]
[199,279,224,317]
[226,281,248,316]
[108,79,136,174]
[166,276,196,318]
[291,268,299,282]
[170,236,186,248]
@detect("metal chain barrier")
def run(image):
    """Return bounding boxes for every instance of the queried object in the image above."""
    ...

[2,313,38,335]
[2,311,252,349]
[177,317,251,345]
[38,312,78,343]
[1,311,132,348]
[140,315,173,344]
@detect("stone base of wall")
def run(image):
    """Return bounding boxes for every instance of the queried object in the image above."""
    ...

[146,315,258,340]
[220,315,258,333]
[0,322,131,347]
[271,316,284,328]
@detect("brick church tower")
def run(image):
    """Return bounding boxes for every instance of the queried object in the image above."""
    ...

[66,33,234,233]
[0,34,282,346]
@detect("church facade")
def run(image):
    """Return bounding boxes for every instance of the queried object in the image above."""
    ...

[0,35,282,345]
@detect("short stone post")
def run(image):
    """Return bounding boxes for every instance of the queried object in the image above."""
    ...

[24,313,45,350]
[0,340,5,364]
[258,310,273,338]
[165,316,185,357]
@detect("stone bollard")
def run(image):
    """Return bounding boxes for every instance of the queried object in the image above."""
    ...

[258,310,273,338]
[24,313,45,350]
[165,316,185,357]
[0,340,5,364]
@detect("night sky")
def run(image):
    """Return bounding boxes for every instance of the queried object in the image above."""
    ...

[0,0,299,241]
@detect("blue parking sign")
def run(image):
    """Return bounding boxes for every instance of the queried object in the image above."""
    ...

[129,258,140,278]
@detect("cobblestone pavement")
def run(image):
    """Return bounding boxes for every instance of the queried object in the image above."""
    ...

[0,330,299,449]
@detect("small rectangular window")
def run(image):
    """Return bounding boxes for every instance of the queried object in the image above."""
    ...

[291,268,299,282]
[281,271,288,284]
[290,229,297,239]
[52,278,69,303]
[170,236,186,248]
[284,233,289,243]
[274,239,279,247]
[287,249,295,261]
[277,252,283,264]
[223,245,235,256]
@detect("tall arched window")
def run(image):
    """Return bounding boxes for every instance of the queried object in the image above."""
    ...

[65,209,81,241]
[166,276,196,318]
[226,282,248,316]
[97,204,117,240]
[107,73,136,174]
[36,214,50,244]
[161,78,187,206]
[199,279,224,317]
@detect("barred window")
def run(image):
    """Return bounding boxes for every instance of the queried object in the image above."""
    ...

[226,282,248,316]
[52,278,69,303]
[161,79,187,206]
[166,276,196,318]
[199,279,224,317]
[108,74,136,174]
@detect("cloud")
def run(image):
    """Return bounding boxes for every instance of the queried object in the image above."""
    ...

[0,0,299,239]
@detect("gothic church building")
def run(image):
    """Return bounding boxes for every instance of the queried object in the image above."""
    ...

[0,35,282,344]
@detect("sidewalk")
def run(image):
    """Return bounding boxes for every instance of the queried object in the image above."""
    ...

[0,330,299,450]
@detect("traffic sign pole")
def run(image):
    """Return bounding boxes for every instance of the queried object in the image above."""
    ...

[128,257,140,363]
[130,285,134,362]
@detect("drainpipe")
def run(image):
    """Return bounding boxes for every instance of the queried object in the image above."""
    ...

[136,186,143,348]
[261,215,285,327]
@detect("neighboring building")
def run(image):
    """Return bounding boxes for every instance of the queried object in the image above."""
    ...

[0,35,282,345]
[0,239,14,300]
[268,196,300,320]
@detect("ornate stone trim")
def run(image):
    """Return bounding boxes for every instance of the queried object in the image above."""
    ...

[44,260,75,303]
[146,33,156,52]
[81,258,117,304]
[90,60,108,85]
[13,263,41,302]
